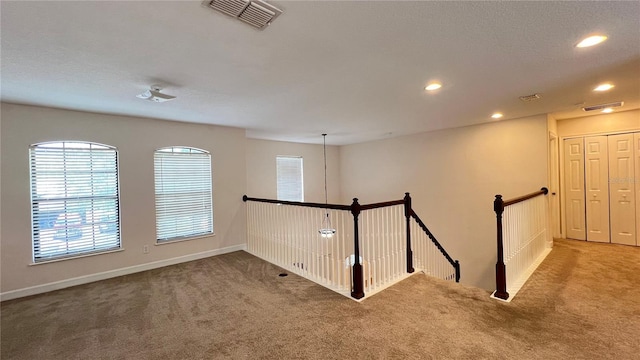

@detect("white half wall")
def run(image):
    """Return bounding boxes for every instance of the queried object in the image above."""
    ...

[0,103,247,294]
[339,115,548,290]
[246,138,341,204]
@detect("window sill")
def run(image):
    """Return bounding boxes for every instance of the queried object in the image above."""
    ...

[156,233,216,245]
[29,248,125,266]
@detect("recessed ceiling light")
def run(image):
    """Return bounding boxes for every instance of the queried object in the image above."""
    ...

[491,113,503,119]
[425,82,442,91]
[576,35,608,48]
[601,108,614,113]
[593,83,614,92]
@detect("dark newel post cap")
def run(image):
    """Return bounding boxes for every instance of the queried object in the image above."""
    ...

[351,198,360,216]
[493,195,504,213]
[404,192,412,216]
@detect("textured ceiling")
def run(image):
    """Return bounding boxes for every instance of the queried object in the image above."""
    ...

[2,1,639,145]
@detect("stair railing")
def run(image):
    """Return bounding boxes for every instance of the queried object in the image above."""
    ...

[243,193,459,300]
[410,210,460,282]
[493,187,550,301]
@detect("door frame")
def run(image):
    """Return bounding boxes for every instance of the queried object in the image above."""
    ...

[549,132,561,238]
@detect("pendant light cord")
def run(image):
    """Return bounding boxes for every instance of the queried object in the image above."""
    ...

[319,133,335,237]
[322,134,328,215]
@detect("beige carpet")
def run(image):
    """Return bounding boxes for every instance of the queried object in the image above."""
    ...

[2,239,639,359]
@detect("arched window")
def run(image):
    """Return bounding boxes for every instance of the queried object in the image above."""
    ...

[154,146,213,242]
[30,141,121,261]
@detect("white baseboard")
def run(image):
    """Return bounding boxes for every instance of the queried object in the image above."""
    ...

[1,244,247,302]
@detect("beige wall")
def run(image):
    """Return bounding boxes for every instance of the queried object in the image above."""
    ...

[339,115,548,290]
[1,103,247,293]
[0,102,551,296]
[0,109,2,292]
[548,114,558,135]
[557,109,640,138]
[246,139,341,204]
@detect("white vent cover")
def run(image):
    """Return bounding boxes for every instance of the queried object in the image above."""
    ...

[205,0,282,29]
[582,101,624,112]
[208,0,249,17]
[519,93,542,102]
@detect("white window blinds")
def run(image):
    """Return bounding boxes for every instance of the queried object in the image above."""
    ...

[30,141,121,262]
[154,147,213,242]
[276,156,304,202]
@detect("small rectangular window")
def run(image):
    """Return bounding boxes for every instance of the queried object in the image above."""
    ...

[276,156,303,202]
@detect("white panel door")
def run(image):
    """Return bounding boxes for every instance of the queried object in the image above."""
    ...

[635,132,640,246]
[564,138,586,240]
[584,136,610,243]
[608,133,637,246]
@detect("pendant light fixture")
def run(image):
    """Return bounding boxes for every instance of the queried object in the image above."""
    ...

[319,134,336,238]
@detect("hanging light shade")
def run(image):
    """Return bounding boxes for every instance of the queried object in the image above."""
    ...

[319,213,336,238]
[318,134,336,238]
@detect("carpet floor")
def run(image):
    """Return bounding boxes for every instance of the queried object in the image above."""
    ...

[1,239,639,359]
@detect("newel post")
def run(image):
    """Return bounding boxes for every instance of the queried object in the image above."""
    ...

[404,192,415,273]
[494,195,509,300]
[350,198,364,300]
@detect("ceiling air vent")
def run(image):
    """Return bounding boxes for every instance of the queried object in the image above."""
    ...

[582,101,624,112]
[208,0,249,17]
[519,93,542,102]
[205,0,282,29]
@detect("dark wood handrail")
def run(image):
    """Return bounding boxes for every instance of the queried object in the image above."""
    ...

[410,210,460,283]
[503,187,549,207]
[242,195,351,211]
[360,199,405,211]
[243,195,405,212]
